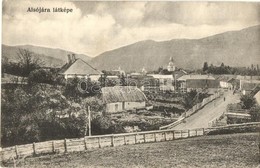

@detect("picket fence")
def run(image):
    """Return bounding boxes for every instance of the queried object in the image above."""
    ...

[1,122,260,162]
[160,92,222,129]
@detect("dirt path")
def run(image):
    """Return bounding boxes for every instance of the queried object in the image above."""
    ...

[173,90,240,130]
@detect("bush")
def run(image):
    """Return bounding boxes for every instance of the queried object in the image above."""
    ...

[240,95,256,109]
[250,106,260,122]
[28,69,54,85]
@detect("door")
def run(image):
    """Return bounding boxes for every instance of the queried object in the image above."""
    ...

[115,104,118,112]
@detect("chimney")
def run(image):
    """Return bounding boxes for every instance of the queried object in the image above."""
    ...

[72,54,76,62]
[67,54,71,64]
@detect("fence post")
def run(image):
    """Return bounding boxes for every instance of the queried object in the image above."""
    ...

[64,138,67,153]
[124,135,126,145]
[52,141,55,153]
[135,134,137,144]
[172,131,175,140]
[180,130,183,138]
[154,133,157,142]
[202,128,205,135]
[98,137,101,148]
[164,132,167,141]
[84,137,87,150]
[33,142,36,155]
[15,145,19,159]
[143,134,146,143]
[111,135,114,147]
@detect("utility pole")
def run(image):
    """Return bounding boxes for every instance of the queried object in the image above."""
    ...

[174,73,177,92]
[88,106,91,136]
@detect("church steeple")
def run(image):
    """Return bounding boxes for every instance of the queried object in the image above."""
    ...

[167,57,175,72]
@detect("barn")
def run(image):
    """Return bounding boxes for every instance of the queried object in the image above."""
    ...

[101,86,147,113]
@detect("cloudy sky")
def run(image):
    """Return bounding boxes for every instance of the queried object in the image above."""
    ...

[3,0,260,57]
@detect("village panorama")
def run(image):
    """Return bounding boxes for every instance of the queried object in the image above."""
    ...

[1,1,260,167]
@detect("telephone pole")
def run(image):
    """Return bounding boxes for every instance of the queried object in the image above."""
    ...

[88,106,91,136]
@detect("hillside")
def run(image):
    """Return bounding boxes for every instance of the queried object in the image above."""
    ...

[90,25,260,72]
[2,44,91,68]
[3,133,259,167]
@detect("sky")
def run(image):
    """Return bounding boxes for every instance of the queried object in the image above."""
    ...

[2,0,260,57]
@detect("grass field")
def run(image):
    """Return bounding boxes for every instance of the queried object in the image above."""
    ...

[3,133,260,168]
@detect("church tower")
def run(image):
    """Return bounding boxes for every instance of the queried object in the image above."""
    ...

[167,57,175,72]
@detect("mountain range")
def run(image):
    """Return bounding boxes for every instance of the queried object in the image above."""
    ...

[2,44,91,68]
[90,25,260,71]
[2,25,260,71]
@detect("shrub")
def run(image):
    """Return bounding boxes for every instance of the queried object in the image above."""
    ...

[240,95,256,109]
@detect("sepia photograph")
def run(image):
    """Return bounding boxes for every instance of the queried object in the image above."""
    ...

[1,0,260,167]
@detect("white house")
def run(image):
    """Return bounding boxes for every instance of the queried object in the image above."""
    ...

[101,86,147,113]
[215,75,234,89]
[254,91,260,105]
[60,55,103,81]
[147,74,174,91]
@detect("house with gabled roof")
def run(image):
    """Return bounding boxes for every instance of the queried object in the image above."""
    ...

[101,86,147,113]
[214,75,235,89]
[59,54,103,81]
[177,74,219,92]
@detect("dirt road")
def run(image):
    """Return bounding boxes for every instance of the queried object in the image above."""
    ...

[173,90,240,130]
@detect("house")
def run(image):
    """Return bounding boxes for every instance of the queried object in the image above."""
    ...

[240,80,260,95]
[173,69,188,80]
[147,74,174,91]
[177,75,218,92]
[127,75,159,91]
[215,75,234,89]
[107,67,126,76]
[101,86,147,113]
[250,86,260,105]
[59,54,103,81]
[254,91,260,105]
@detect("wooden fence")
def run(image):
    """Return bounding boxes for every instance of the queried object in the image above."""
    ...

[160,92,222,129]
[1,122,259,162]
[0,128,205,161]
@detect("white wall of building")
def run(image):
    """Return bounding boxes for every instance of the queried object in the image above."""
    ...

[106,101,146,113]
[106,102,123,113]
[124,101,146,110]
[254,91,260,105]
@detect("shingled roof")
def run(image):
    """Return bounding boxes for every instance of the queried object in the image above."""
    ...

[60,59,102,75]
[101,86,147,104]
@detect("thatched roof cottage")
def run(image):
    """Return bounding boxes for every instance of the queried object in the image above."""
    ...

[101,86,147,113]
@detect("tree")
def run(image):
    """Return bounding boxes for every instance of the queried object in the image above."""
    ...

[183,90,198,109]
[203,62,209,72]
[240,95,256,109]
[160,69,171,75]
[17,49,44,76]
[120,74,127,86]
[157,67,163,74]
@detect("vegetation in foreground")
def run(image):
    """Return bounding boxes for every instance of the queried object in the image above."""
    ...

[3,133,259,168]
